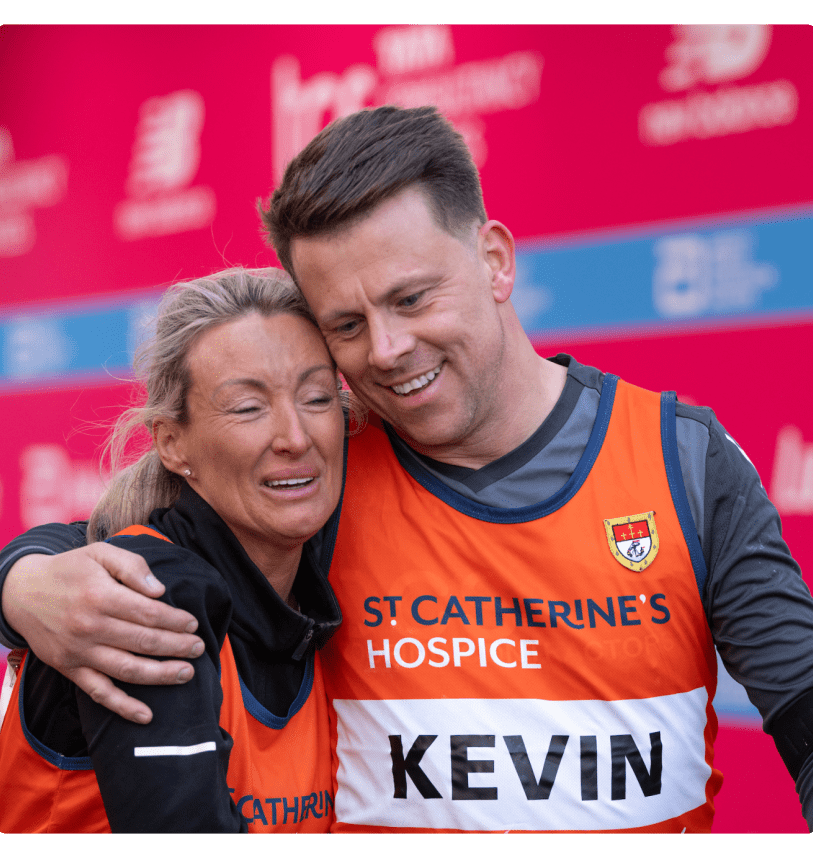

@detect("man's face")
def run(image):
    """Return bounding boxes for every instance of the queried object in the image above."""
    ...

[290,187,515,463]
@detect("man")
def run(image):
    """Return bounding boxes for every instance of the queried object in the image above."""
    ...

[3,106,813,831]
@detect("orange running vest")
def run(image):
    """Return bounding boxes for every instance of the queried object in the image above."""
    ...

[321,377,721,832]
[0,527,334,833]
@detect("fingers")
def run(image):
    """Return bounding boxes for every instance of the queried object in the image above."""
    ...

[4,546,204,672]
[87,543,198,634]
[2,544,207,724]
[65,598,205,663]
[83,573,203,645]
[91,645,198,686]
[82,613,206,665]
[69,665,158,724]
[70,649,201,723]
[66,543,203,653]
[93,541,166,597]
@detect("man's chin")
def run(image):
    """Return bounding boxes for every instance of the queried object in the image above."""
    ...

[386,416,466,458]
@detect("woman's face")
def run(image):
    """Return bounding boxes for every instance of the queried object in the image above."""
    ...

[167,312,344,563]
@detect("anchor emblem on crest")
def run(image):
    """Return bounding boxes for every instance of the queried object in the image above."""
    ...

[603,511,659,572]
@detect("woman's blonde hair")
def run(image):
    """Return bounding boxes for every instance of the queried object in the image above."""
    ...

[87,266,323,542]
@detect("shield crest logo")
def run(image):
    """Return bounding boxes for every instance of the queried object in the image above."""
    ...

[604,511,659,572]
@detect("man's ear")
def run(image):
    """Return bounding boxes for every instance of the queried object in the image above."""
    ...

[153,418,188,476]
[478,220,516,304]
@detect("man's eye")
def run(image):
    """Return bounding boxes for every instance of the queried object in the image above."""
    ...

[399,292,422,308]
[232,406,260,414]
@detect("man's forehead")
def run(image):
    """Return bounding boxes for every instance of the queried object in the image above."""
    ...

[290,196,477,284]
[290,189,422,257]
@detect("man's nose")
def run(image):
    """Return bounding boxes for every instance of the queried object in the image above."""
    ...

[367,314,416,371]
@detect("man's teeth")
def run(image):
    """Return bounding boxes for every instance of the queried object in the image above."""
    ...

[265,477,314,487]
[392,365,442,396]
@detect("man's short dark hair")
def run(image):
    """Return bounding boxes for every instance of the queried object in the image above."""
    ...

[258,105,488,278]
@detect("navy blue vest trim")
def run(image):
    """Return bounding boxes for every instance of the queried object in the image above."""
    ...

[660,390,709,599]
[236,652,315,730]
[383,374,620,523]
[18,657,94,770]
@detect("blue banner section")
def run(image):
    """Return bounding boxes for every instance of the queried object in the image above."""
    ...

[0,296,159,388]
[514,207,813,338]
[1,207,809,389]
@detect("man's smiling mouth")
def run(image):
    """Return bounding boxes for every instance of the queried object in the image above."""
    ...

[391,363,443,397]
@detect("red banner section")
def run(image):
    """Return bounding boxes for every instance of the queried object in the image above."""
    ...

[1,26,810,305]
[0,383,133,541]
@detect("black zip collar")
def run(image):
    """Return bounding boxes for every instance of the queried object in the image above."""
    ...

[149,484,341,661]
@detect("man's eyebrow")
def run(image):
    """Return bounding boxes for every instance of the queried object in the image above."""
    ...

[321,276,437,326]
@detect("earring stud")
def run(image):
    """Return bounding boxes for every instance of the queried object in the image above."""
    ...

[183,468,191,477]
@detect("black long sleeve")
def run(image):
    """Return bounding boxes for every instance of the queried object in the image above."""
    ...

[75,535,246,832]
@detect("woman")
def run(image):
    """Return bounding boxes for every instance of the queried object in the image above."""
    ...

[0,268,346,832]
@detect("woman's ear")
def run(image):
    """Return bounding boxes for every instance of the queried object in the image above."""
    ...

[154,419,188,476]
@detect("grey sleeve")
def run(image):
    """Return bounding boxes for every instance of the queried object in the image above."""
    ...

[682,407,813,726]
[795,752,813,826]
[677,403,813,828]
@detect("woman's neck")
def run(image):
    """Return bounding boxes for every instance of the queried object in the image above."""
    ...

[242,541,303,609]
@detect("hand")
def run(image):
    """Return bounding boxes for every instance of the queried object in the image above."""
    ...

[2,544,205,724]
